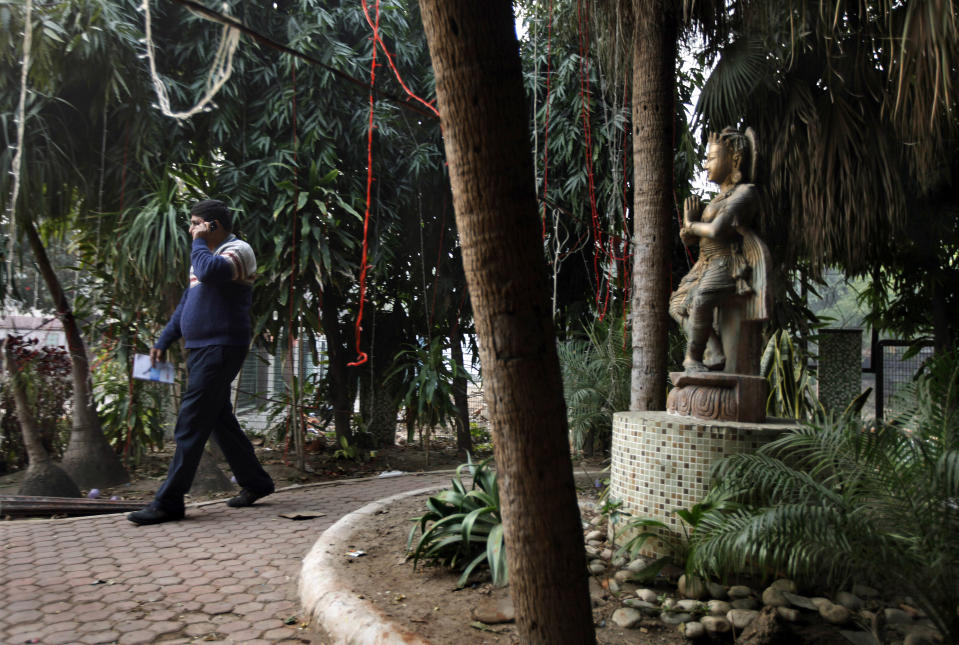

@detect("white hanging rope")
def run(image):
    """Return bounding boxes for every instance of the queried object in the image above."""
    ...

[141,0,240,120]
[5,0,32,292]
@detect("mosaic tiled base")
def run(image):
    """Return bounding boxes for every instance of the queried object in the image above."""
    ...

[610,411,794,558]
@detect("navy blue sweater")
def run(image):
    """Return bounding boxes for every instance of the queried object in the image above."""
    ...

[155,238,255,350]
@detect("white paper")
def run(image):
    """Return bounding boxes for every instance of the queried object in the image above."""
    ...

[132,353,175,384]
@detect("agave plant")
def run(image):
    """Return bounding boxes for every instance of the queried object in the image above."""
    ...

[688,351,959,642]
[407,457,506,587]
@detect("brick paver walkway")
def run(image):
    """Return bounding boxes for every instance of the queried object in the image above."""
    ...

[0,473,450,645]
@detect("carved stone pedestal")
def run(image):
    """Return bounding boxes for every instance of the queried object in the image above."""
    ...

[666,372,768,423]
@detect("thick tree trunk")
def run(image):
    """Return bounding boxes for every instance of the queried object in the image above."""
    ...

[418,3,596,643]
[449,323,472,456]
[629,0,677,411]
[23,219,128,487]
[2,339,81,497]
[320,286,354,443]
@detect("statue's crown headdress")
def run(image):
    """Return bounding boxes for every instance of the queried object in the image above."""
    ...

[708,127,757,184]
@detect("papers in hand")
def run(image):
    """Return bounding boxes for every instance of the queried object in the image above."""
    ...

[132,353,175,384]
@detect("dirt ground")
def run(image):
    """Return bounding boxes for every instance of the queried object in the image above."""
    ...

[0,429,479,506]
[319,490,686,645]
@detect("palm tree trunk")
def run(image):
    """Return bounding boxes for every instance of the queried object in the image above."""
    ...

[418,3,596,643]
[629,0,677,411]
[22,219,128,487]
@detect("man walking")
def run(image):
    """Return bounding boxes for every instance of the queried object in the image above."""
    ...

[128,199,274,525]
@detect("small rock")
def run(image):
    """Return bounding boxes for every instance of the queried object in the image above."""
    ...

[836,591,864,612]
[613,570,632,583]
[683,621,705,639]
[471,597,515,624]
[622,599,660,616]
[731,597,759,610]
[636,588,659,603]
[611,556,627,568]
[675,599,701,613]
[726,608,760,629]
[585,529,605,542]
[769,578,798,594]
[627,558,651,573]
[588,561,606,575]
[884,608,914,625]
[660,611,694,625]
[706,600,731,616]
[587,539,603,547]
[611,607,643,628]
[661,597,676,610]
[782,591,819,611]
[819,602,850,625]
[762,587,789,607]
[859,609,876,622]
[706,581,728,599]
[605,578,620,594]
[852,584,880,598]
[850,585,879,598]
[591,514,605,527]
[776,606,800,622]
[811,597,833,610]
[584,545,600,557]
[903,632,936,645]
[679,574,708,600]
[701,615,731,634]
[728,585,753,600]
[600,549,613,560]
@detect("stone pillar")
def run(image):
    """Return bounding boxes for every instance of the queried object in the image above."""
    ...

[609,411,793,558]
[818,328,863,414]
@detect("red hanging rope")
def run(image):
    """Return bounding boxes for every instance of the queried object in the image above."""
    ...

[576,0,607,319]
[348,0,381,367]
[540,0,554,239]
[361,0,439,119]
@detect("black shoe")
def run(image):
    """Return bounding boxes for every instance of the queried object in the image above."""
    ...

[127,506,185,525]
[227,487,273,508]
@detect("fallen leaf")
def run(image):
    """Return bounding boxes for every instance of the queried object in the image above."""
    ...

[279,511,327,520]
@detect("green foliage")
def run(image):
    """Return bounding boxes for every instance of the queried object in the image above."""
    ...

[760,330,823,421]
[615,496,739,583]
[688,351,959,641]
[388,337,470,440]
[557,315,630,454]
[0,335,71,472]
[92,349,166,466]
[407,457,506,587]
[332,435,372,462]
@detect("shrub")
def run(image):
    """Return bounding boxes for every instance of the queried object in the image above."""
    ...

[0,335,71,472]
[407,457,506,587]
[688,351,959,641]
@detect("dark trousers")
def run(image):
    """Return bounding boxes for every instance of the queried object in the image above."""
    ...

[153,345,274,513]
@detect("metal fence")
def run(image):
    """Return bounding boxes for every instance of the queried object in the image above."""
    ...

[874,340,935,419]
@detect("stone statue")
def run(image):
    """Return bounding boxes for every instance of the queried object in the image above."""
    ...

[667,127,773,422]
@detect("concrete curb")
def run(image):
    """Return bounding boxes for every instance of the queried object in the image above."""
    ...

[297,465,603,644]
[299,485,445,645]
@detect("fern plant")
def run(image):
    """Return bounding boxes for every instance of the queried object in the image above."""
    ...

[557,315,630,454]
[407,457,506,587]
[688,351,959,642]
